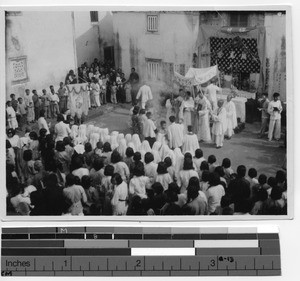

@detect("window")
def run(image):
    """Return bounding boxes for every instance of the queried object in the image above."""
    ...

[147,15,158,32]
[10,56,28,84]
[147,59,161,81]
[90,11,99,23]
[230,12,249,27]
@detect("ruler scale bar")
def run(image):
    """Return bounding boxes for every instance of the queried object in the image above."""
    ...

[1,227,281,277]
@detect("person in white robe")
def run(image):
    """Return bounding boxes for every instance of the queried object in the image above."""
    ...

[132,134,142,151]
[180,92,195,133]
[165,97,175,125]
[205,79,222,110]
[267,92,282,141]
[6,101,18,130]
[211,99,227,149]
[167,116,184,149]
[196,91,212,142]
[182,125,200,154]
[136,83,153,109]
[224,95,237,139]
[111,174,128,216]
[125,134,132,145]
[116,139,127,159]
[152,141,162,163]
[173,147,184,176]
[89,132,100,150]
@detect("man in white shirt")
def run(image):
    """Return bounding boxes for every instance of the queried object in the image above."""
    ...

[49,85,60,118]
[37,109,50,135]
[267,92,282,141]
[182,125,199,154]
[23,89,33,109]
[167,115,184,149]
[205,79,222,110]
[54,114,71,142]
[136,83,153,109]
[224,95,237,139]
[143,112,157,148]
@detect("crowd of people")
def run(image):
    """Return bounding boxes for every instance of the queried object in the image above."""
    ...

[6,119,287,216]
[5,58,287,216]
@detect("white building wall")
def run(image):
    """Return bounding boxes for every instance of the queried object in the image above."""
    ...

[5,11,76,99]
[264,13,286,101]
[74,11,114,67]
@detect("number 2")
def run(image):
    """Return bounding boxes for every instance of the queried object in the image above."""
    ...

[136,260,141,267]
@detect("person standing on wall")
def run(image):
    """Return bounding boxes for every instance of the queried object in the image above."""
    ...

[267,92,282,141]
[32,90,41,121]
[127,67,139,105]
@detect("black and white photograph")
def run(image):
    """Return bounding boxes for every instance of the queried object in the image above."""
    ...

[3,7,292,218]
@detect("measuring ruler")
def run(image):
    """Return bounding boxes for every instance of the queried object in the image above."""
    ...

[1,226,281,276]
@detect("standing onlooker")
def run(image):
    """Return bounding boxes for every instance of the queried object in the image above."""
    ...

[6,101,18,130]
[258,93,270,138]
[58,82,68,113]
[41,89,51,118]
[267,92,282,141]
[50,86,60,118]
[32,90,41,121]
[143,112,157,148]
[127,67,139,105]
[17,97,27,130]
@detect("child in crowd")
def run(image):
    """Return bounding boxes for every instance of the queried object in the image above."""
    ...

[27,102,35,124]
[111,81,118,104]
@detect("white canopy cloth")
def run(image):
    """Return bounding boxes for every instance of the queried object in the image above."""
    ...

[174,65,219,86]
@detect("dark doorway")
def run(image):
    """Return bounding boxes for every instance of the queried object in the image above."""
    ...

[104,46,114,64]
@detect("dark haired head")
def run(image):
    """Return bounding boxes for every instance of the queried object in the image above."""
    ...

[248,168,257,179]
[201,170,210,182]
[104,164,114,176]
[125,147,134,158]
[273,92,280,98]
[169,115,176,123]
[6,139,12,149]
[157,162,167,174]
[66,174,76,187]
[220,195,231,208]
[160,120,166,127]
[183,158,194,170]
[81,175,91,189]
[164,190,178,203]
[222,158,231,168]
[237,165,246,178]
[258,174,267,185]
[133,161,145,177]
[188,177,200,190]
[270,187,283,200]
[152,182,164,195]
[194,149,203,159]
[93,157,104,171]
[56,141,65,152]
[168,182,180,194]
[39,128,47,138]
[257,189,268,202]
[23,150,33,161]
[164,157,172,168]
[112,173,123,185]
[102,142,112,152]
[29,131,38,140]
[214,166,225,177]
[63,137,72,146]
[139,109,146,115]
[72,155,84,170]
[133,152,141,162]
[184,152,192,160]
[267,177,278,188]
[111,150,122,164]
[144,152,154,164]
[200,161,209,171]
[187,184,200,201]
[187,125,193,132]
[84,142,92,153]
[208,155,216,164]
[208,172,221,186]
[276,170,286,183]
[57,114,65,122]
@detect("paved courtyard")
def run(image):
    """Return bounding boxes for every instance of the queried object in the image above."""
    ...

[85,104,286,178]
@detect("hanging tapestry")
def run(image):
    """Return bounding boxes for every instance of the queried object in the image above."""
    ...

[210,37,260,74]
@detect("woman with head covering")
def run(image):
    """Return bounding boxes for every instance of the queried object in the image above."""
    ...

[132,134,142,152]
[70,125,79,140]
[152,141,162,164]
[76,124,87,144]
[173,148,184,175]
[110,134,119,150]
[159,144,170,161]
[177,158,199,194]
[86,124,95,140]
[90,132,100,150]
[117,139,127,159]
[140,140,151,162]
[117,133,125,143]
[125,133,132,145]
[127,142,136,153]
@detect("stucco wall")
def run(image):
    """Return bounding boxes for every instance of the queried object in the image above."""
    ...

[264,13,286,101]
[5,11,76,99]
[113,12,199,109]
[74,11,114,66]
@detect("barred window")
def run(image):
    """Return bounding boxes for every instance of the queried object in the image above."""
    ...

[147,60,161,81]
[90,11,99,23]
[230,12,249,27]
[147,15,158,32]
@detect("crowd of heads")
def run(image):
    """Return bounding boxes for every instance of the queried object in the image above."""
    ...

[6,121,287,216]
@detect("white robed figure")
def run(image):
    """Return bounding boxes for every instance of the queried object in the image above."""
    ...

[136,83,153,109]
[224,95,237,139]
[211,100,227,149]
[196,91,212,142]
[182,125,200,154]
[205,79,222,110]
[180,91,195,133]
[165,98,175,125]
[6,102,18,130]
